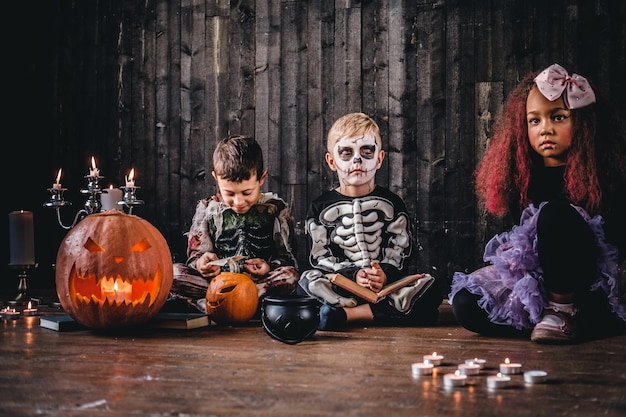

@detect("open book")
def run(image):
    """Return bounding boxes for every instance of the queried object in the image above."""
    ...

[326,272,434,304]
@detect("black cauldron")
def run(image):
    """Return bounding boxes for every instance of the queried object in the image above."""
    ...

[261,295,320,344]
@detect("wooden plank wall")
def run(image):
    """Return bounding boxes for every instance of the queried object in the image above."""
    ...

[3,0,625,295]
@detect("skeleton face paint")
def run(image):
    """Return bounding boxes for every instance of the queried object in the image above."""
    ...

[333,134,380,188]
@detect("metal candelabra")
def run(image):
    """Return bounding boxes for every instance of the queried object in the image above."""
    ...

[44,174,144,230]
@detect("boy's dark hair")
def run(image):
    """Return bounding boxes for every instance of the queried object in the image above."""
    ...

[212,135,265,182]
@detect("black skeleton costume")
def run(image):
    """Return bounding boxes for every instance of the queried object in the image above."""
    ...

[298,186,441,324]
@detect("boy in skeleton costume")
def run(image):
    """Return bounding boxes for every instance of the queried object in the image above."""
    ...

[298,113,442,329]
[167,135,299,314]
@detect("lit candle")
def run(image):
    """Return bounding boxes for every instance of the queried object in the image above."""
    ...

[23,301,39,316]
[487,372,511,389]
[1,307,20,320]
[458,362,481,376]
[465,358,486,369]
[8,211,35,266]
[423,352,444,366]
[443,370,467,387]
[411,361,434,376]
[102,280,132,304]
[101,185,123,211]
[89,156,100,177]
[53,168,63,189]
[524,370,548,384]
[499,358,522,374]
[125,168,135,187]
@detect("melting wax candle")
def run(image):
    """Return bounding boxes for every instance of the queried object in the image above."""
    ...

[53,168,62,189]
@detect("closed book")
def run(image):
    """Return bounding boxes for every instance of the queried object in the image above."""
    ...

[39,315,87,332]
[327,273,434,304]
[150,312,210,329]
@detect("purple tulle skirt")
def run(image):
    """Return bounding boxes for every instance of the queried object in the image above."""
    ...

[449,203,626,330]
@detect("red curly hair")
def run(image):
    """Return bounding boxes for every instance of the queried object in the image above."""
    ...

[475,70,626,218]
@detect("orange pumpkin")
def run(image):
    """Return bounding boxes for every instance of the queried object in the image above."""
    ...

[206,272,258,324]
[55,211,173,330]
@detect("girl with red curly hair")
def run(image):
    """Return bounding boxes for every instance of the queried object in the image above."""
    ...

[449,64,626,344]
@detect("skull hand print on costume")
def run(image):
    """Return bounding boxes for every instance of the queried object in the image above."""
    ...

[332,134,381,188]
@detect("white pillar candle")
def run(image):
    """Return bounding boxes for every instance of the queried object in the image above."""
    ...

[9,211,35,266]
[101,187,123,211]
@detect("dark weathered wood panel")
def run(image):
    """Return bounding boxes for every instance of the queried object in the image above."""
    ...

[3,0,626,297]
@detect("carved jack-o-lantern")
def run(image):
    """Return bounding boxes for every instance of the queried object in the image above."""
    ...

[55,211,173,330]
[206,272,258,324]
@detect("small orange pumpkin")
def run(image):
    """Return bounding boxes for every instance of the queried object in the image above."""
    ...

[55,211,173,330]
[206,272,258,324]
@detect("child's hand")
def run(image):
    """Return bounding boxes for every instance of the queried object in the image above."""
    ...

[244,258,270,276]
[357,261,386,291]
[196,252,220,278]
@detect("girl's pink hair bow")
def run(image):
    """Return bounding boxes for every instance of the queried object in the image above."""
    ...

[534,63,596,109]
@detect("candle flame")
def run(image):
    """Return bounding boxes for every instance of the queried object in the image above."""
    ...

[109,184,114,190]
[55,168,62,184]
[432,352,437,356]
[504,358,510,364]
[91,156,97,170]
[454,370,461,376]
[27,301,32,309]
[128,168,135,181]
[497,372,503,378]
[113,281,119,291]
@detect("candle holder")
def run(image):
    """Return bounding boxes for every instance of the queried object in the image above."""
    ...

[119,185,144,214]
[45,167,145,228]
[8,263,38,306]
[45,175,104,229]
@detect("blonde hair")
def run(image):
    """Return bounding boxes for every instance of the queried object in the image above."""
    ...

[327,112,382,152]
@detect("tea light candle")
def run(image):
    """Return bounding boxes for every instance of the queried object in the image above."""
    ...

[487,372,511,389]
[443,370,467,387]
[423,352,444,366]
[411,362,434,376]
[500,358,522,374]
[101,186,123,211]
[458,362,481,375]
[524,370,548,384]
[23,301,39,316]
[2,307,20,320]
[465,358,486,369]
[8,210,35,266]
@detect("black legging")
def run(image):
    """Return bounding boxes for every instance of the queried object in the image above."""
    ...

[537,201,597,297]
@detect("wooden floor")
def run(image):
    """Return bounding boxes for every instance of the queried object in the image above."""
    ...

[1,294,625,417]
